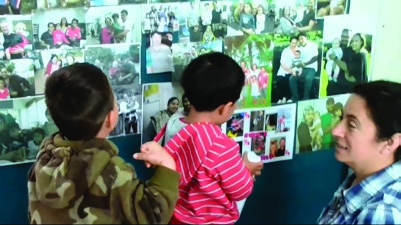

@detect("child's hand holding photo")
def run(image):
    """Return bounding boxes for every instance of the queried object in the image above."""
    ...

[134,141,176,171]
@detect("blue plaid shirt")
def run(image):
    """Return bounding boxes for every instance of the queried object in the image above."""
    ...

[317,161,401,224]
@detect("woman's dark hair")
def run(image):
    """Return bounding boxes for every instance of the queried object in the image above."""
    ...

[167,97,179,107]
[353,80,401,158]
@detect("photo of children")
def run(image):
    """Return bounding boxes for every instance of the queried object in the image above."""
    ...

[171,40,223,83]
[32,8,86,50]
[85,43,140,86]
[249,131,266,156]
[141,82,184,144]
[109,85,142,137]
[316,0,350,18]
[85,6,141,45]
[321,15,374,97]
[226,112,245,138]
[225,34,273,109]
[271,29,323,104]
[295,93,349,154]
[249,109,264,132]
[35,48,84,94]
[225,0,275,37]
[0,59,35,99]
[0,96,49,165]
[276,107,292,133]
[265,113,277,132]
[0,15,34,60]
[145,31,174,74]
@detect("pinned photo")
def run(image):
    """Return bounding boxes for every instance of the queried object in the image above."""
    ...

[85,6,142,45]
[316,0,350,18]
[0,59,35,99]
[276,107,292,133]
[32,8,86,50]
[249,110,264,132]
[226,112,245,139]
[145,32,174,74]
[36,0,85,9]
[85,43,141,86]
[265,113,277,132]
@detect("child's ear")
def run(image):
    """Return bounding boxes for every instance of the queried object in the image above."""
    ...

[219,102,235,117]
[105,109,118,129]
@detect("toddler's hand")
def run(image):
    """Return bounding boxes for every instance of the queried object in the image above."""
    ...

[242,152,263,177]
[133,141,176,171]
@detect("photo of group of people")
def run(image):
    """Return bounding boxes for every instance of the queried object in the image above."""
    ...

[171,39,222,82]
[0,59,35,99]
[295,93,349,153]
[0,96,55,165]
[221,103,296,164]
[141,82,185,144]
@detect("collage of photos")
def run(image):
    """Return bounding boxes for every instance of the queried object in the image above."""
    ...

[141,82,185,144]
[0,96,53,165]
[295,93,350,154]
[221,103,297,164]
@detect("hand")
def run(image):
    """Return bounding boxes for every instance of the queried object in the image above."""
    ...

[242,152,263,177]
[133,141,176,171]
[328,53,336,60]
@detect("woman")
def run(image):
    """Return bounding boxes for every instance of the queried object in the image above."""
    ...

[318,81,401,224]
[100,17,114,44]
[327,33,368,96]
[60,17,68,33]
[153,97,179,133]
[275,5,297,35]
[66,18,81,47]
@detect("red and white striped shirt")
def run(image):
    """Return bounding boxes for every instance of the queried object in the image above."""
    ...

[155,122,254,224]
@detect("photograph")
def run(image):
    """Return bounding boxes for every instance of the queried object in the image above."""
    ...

[141,82,184,144]
[248,131,266,156]
[85,43,141,86]
[145,31,174,74]
[316,0,350,18]
[249,109,264,132]
[36,0,85,9]
[276,107,292,133]
[85,5,142,46]
[0,59,35,99]
[226,112,245,138]
[1,0,36,15]
[268,136,289,158]
[89,0,119,7]
[171,39,223,83]
[0,96,50,166]
[35,48,85,94]
[0,15,34,60]
[265,113,277,132]
[225,33,274,109]
[109,85,142,137]
[32,8,86,50]
[224,0,275,37]
[295,93,350,154]
[271,28,324,104]
[320,15,375,97]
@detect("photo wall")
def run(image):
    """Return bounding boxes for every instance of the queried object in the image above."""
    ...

[0,0,375,166]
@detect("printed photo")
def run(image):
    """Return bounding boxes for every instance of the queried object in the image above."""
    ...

[265,113,277,132]
[141,82,184,144]
[316,0,350,18]
[225,34,273,109]
[0,15,34,60]
[85,43,141,86]
[248,131,266,156]
[171,39,223,83]
[145,32,174,74]
[0,96,49,165]
[1,0,36,15]
[249,109,264,132]
[271,29,323,104]
[85,5,142,46]
[32,8,86,50]
[36,0,85,9]
[89,0,119,7]
[321,15,374,97]
[226,112,245,138]
[0,59,35,99]
[296,93,349,154]
[109,85,142,137]
[226,0,275,37]
[35,48,85,94]
[268,136,289,158]
[276,107,292,133]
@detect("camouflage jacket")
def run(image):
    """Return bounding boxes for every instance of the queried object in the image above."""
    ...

[27,133,180,224]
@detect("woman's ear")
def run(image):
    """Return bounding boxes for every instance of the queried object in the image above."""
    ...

[382,133,401,155]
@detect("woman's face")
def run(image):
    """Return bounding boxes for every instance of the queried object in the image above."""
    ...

[351,35,363,52]
[284,6,290,16]
[168,99,179,113]
[105,18,112,26]
[280,139,285,148]
[332,94,386,168]
[270,142,277,152]
[290,38,297,48]
[244,4,251,13]
[0,80,4,88]
[61,17,67,25]
[257,6,263,14]
[51,56,57,63]
[72,20,78,27]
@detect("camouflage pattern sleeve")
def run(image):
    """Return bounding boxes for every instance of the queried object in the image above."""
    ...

[109,156,180,224]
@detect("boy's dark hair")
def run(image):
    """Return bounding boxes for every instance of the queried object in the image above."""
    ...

[32,127,45,137]
[45,63,114,141]
[180,52,244,112]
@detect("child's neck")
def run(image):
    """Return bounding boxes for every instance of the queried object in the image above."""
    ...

[185,110,218,125]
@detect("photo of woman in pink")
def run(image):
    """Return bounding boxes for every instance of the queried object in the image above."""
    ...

[45,54,61,78]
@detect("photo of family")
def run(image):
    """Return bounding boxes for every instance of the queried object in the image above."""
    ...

[225,33,273,109]
[320,15,374,97]
[32,8,86,50]
[295,93,350,154]
[35,48,84,94]
[85,5,141,46]
[0,59,35,99]
[171,39,223,83]
[0,96,50,166]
